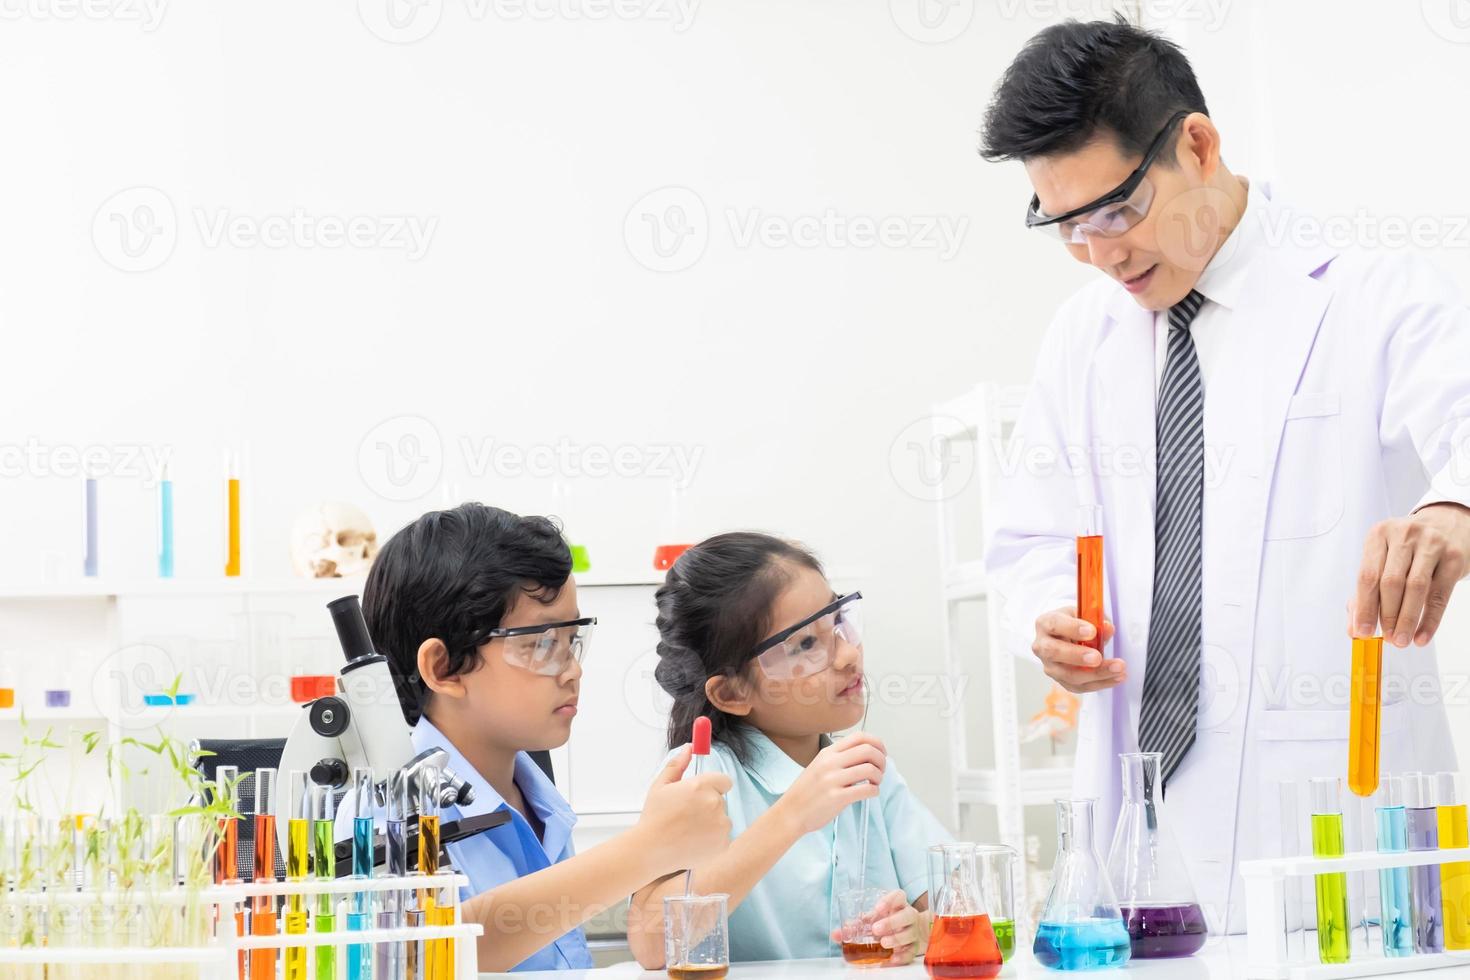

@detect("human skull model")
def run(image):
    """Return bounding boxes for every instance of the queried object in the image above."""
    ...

[290,502,379,578]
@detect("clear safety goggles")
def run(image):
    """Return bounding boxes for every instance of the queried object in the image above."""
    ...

[483,617,596,676]
[749,592,863,680]
[1030,177,1157,245]
[1024,109,1188,245]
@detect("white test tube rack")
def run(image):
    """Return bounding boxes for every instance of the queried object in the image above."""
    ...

[1241,846,1470,980]
[0,871,483,979]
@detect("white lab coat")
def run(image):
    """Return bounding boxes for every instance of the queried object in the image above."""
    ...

[986,181,1470,933]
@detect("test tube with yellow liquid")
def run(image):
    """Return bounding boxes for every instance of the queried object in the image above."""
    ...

[285,771,310,980]
[1348,635,1382,797]
[418,765,456,980]
[1438,772,1470,950]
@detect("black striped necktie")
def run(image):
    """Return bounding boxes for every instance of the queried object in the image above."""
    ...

[1138,289,1207,788]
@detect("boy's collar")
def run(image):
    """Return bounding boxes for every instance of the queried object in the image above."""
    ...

[410,715,575,827]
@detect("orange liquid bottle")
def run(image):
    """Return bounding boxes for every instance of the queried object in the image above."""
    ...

[1077,505,1104,654]
[924,914,1004,979]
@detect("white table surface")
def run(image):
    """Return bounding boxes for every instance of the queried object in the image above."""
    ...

[481,935,1470,979]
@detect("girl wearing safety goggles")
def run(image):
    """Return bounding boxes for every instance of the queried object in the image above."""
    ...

[628,532,952,969]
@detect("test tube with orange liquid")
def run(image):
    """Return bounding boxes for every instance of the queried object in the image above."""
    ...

[1349,635,1383,797]
[250,768,278,980]
[213,765,247,980]
[1077,505,1104,655]
[225,451,242,577]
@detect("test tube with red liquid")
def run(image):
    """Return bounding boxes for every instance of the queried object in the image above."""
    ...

[1077,505,1104,654]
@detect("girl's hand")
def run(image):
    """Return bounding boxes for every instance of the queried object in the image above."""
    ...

[829,890,923,966]
[774,732,886,836]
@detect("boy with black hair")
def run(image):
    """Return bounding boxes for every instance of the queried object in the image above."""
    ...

[362,503,731,972]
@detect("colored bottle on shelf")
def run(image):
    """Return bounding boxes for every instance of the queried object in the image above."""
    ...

[1406,771,1446,953]
[1033,799,1131,971]
[1309,777,1350,964]
[570,544,591,574]
[225,452,242,577]
[1376,774,1415,957]
[654,544,692,571]
[83,474,99,577]
[158,467,175,578]
[1348,635,1383,797]
[1438,771,1470,949]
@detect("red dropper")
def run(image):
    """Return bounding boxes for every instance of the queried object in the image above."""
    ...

[691,715,712,757]
[684,715,714,899]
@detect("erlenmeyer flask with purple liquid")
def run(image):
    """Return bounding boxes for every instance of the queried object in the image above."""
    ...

[1106,752,1208,958]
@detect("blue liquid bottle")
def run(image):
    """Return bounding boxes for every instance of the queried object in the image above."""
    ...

[1376,774,1415,957]
[1034,798,1131,971]
[1406,771,1445,953]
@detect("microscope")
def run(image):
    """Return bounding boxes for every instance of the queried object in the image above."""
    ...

[274,595,509,873]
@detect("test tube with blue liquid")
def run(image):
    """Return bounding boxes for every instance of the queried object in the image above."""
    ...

[348,766,375,980]
[1376,774,1415,957]
[1406,771,1445,953]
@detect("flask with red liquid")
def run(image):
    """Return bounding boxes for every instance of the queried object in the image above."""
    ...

[923,843,1004,979]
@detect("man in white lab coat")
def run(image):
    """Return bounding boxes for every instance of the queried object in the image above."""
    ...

[981,19,1470,932]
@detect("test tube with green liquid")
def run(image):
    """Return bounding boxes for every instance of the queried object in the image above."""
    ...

[1309,776,1350,964]
[312,781,337,980]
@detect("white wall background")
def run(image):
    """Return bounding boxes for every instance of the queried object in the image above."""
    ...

[0,0,1468,852]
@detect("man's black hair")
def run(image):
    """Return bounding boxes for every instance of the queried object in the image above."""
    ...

[362,502,572,725]
[980,17,1209,163]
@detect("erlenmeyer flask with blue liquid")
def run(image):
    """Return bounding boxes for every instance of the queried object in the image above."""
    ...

[1034,798,1131,971]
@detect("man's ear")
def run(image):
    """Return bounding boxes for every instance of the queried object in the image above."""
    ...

[705,673,753,717]
[417,639,465,699]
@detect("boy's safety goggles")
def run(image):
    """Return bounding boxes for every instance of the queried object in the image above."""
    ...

[483,617,596,676]
[748,592,863,680]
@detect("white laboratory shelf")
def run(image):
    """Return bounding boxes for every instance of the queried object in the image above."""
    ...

[954,765,1075,807]
[941,560,989,601]
[0,577,364,600]
[0,705,107,723]
[0,573,662,600]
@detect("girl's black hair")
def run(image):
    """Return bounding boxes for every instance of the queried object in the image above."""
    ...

[362,502,572,725]
[653,531,824,764]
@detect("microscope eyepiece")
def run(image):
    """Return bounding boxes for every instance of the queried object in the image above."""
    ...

[327,595,377,663]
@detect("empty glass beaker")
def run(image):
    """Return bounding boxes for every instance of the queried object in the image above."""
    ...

[1034,798,1131,971]
[1106,752,1207,957]
[923,843,1004,979]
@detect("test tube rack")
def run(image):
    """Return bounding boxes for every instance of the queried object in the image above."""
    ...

[1241,846,1470,979]
[0,871,482,979]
